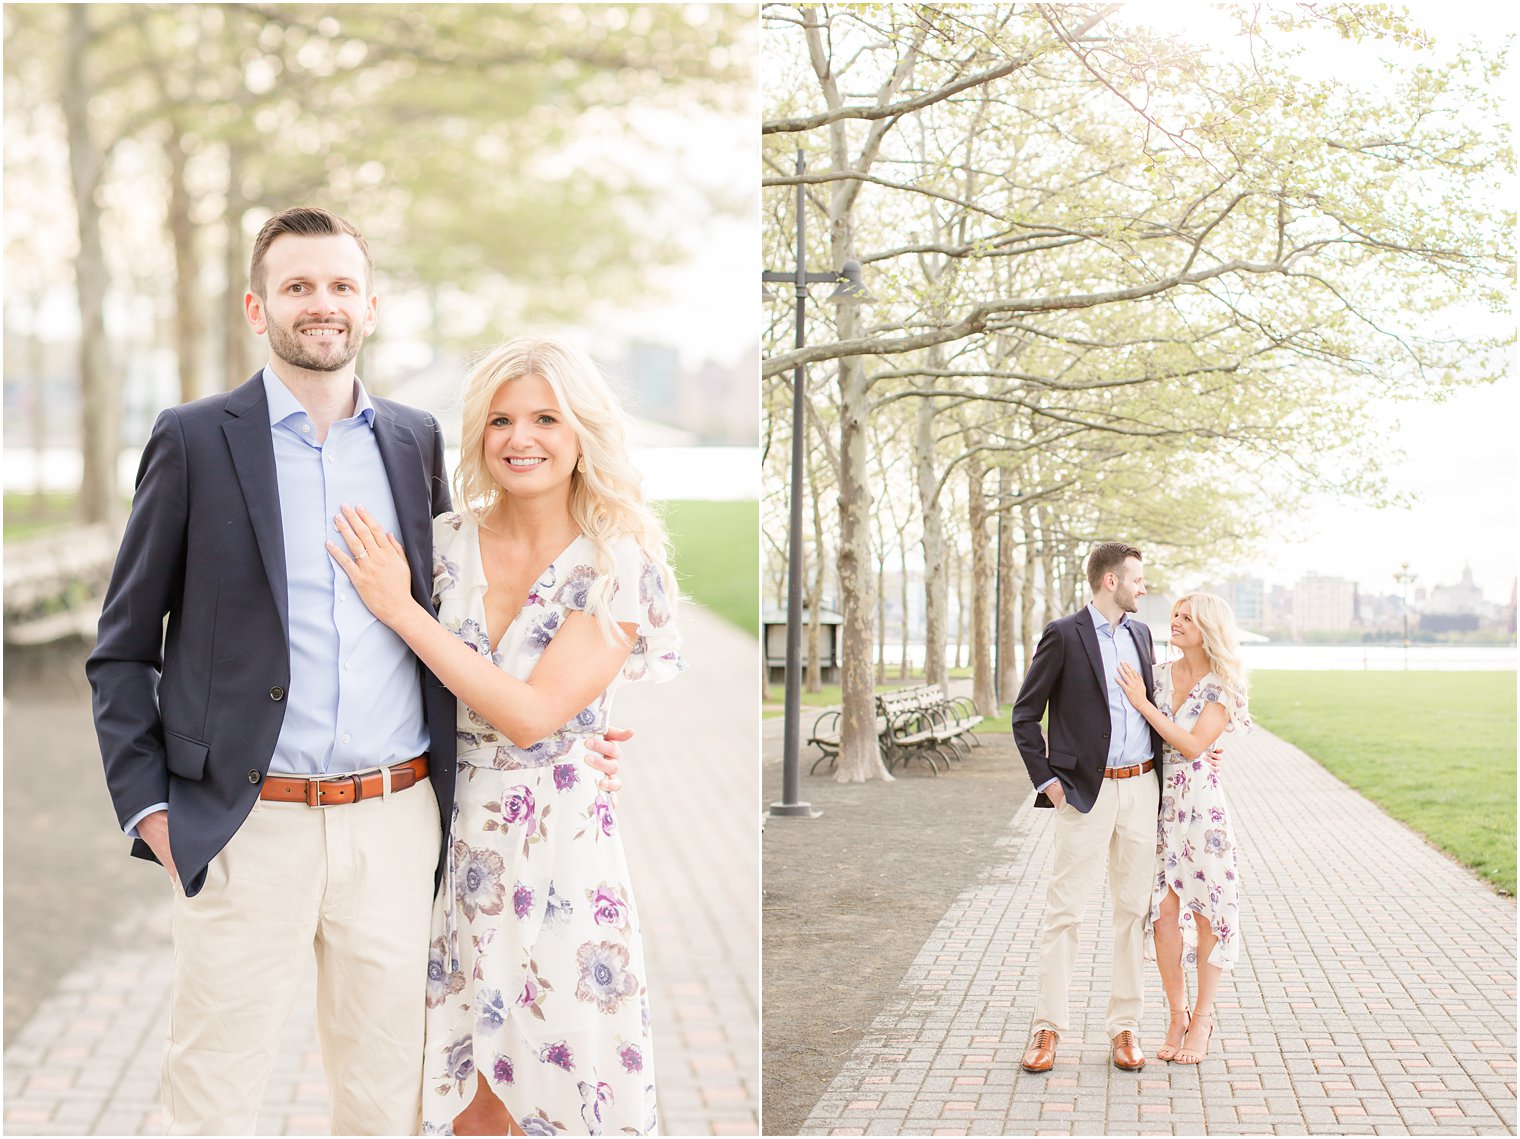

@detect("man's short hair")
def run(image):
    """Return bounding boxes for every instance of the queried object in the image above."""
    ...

[1087,541,1143,593]
[248,206,373,298]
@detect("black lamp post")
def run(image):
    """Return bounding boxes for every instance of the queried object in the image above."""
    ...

[763,148,872,819]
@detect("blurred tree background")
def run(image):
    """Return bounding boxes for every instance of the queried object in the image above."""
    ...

[4,3,754,526]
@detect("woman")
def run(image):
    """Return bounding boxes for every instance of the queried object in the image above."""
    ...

[328,336,683,1135]
[1115,593,1249,1066]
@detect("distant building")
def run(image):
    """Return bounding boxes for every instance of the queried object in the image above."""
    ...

[1423,565,1498,620]
[1264,585,1293,632]
[1203,578,1264,625]
[1292,574,1355,636]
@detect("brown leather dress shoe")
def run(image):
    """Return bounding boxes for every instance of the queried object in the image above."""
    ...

[1020,1028,1059,1072]
[1111,1029,1146,1070]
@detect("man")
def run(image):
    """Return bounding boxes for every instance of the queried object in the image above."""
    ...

[88,207,619,1134]
[1011,541,1162,1074]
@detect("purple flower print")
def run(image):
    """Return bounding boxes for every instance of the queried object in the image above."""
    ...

[554,764,580,791]
[553,565,596,610]
[618,1043,643,1073]
[513,883,534,919]
[640,559,672,626]
[500,785,537,833]
[1171,770,1188,790]
[544,881,574,930]
[593,795,617,837]
[579,1080,615,1133]
[540,1040,575,1071]
[589,885,630,930]
[519,976,539,1008]
[457,617,489,654]
[520,1115,558,1136]
[444,1034,474,1082]
[426,936,466,1009]
[1209,806,1225,823]
[476,988,507,1035]
[575,940,637,1014]
[491,1055,514,1085]
[452,841,506,921]
[574,707,599,730]
[1203,828,1230,857]
[526,611,562,650]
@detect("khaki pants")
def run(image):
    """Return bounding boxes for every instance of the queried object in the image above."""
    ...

[1032,773,1159,1040]
[163,779,441,1135]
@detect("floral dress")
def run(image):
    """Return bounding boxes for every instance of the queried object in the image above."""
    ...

[422,512,683,1136]
[1148,663,1250,971]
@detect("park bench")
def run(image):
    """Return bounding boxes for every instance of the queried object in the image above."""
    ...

[807,707,888,774]
[806,683,988,775]
[3,524,116,646]
[915,683,985,752]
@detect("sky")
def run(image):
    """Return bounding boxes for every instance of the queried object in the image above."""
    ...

[1121,0,1517,604]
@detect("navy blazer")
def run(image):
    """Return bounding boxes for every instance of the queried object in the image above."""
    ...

[87,373,457,897]
[1011,607,1163,813]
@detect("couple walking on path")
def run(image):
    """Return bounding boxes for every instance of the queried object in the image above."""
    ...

[1015,542,1250,1075]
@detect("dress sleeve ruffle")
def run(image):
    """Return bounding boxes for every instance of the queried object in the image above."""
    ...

[431,511,470,607]
[1202,680,1252,735]
[559,536,685,684]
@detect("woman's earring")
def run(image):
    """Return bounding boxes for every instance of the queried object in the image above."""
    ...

[576,456,587,474]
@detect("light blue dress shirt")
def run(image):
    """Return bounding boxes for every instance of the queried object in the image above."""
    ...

[1035,603,1153,796]
[124,366,429,836]
[1087,602,1153,768]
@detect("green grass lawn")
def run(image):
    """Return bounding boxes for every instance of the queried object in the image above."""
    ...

[1251,671,1517,896]
[3,492,81,540]
[659,499,757,637]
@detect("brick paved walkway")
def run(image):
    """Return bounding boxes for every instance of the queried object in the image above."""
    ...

[798,728,1517,1135]
[2,605,759,1136]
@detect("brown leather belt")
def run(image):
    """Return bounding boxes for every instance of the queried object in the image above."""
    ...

[1104,760,1155,780]
[259,755,429,807]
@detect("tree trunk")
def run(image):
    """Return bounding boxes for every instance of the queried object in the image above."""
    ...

[805,428,825,694]
[996,467,1019,704]
[167,124,202,404]
[954,559,967,670]
[222,144,256,388]
[914,393,949,690]
[833,307,889,781]
[1038,503,1060,627]
[1020,499,1038,686]
[967,454,996,716]
[875,545,886,684]
[65,7,118,525]
[898,538,910,680]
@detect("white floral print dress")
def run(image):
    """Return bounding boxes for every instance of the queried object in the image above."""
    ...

[1148,663,1250,971]
[422,512,683,1136]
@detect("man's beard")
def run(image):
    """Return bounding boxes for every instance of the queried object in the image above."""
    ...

[267,317,365,373]
[1115,584,1139,613]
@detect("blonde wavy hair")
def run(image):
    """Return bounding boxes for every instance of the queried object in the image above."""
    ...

[1172,592,1249,708]
[452,336,678,645]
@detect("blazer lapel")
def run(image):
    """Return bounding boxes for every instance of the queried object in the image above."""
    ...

[372,405,432,607]
[1074,606,1108,697]
[223,374,290,635]
[1133,621,1158,703]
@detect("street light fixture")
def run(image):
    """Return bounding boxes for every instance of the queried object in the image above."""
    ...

[762,148,872,820]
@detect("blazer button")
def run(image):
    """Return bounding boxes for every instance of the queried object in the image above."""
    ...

[269,686,285,701]
[1103,730,1111,738]
[247,770,261,783]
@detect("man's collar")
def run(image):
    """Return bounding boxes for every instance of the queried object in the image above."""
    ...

[1086,600,1130,633]
[261,364,374,427]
